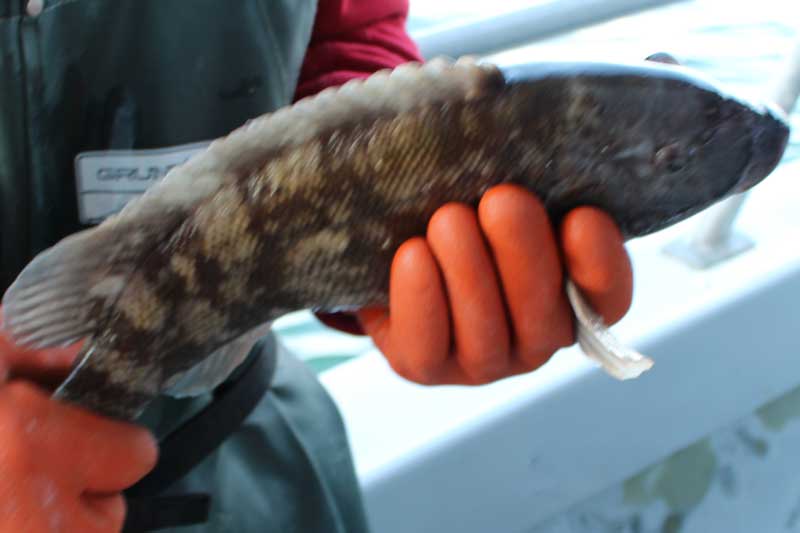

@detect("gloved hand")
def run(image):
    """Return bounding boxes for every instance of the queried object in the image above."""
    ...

[0,328,158,533]
[317,184,633,385]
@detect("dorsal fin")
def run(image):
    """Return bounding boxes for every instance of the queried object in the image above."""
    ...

[117,56,501,224]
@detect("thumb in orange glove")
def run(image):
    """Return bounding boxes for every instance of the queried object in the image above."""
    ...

[318,184,632,385]
[0,327,158,533]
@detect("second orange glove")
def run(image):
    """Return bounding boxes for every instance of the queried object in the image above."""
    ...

[0,324,158,533]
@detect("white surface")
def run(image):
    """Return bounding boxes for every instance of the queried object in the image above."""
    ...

[319,157,800,532]
[528,393,800,532]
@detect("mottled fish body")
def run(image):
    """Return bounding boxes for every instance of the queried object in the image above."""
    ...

[2,57,789,420]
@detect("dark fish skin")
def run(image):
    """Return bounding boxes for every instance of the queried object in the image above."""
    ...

[2,59,790,420]
[498,61,789,235]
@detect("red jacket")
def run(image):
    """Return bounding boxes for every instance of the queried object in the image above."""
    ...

[294,0,423,101]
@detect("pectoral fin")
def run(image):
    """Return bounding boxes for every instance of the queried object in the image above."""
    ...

[566,280,654,380]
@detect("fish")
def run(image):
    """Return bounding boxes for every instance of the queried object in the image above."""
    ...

[1,56,790,421]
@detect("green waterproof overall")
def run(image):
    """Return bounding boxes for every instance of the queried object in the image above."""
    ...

[0,1,370,531]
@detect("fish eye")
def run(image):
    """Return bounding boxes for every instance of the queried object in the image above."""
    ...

[654,143,687,173]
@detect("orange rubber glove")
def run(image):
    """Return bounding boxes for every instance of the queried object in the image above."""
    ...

[0,325,158,533]
[318,184,632,385]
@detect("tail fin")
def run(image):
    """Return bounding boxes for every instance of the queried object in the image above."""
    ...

[1,215,177,350]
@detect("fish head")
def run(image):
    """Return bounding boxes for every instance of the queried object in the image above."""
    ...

[503,61,790,237]
[642,78,789,193]
[591,62,790,236]
[731,99,790,193]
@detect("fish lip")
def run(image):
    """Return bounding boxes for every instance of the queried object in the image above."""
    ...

[735,103,791,193]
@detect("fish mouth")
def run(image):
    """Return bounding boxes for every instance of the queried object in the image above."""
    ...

[735,101,791,193]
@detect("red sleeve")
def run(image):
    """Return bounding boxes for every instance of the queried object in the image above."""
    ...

[294,0,424,101]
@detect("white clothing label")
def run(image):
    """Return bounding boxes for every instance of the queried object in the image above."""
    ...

[74,141,209,224]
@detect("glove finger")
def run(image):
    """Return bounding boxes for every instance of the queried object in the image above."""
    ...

[27,392,159,492]
[478,184,574,370]
[359,238,451,384]
[561,207,633,325]
[356,307,391,355]
[74,421,157,493]
[0,321,80,387]
[6,349,77,391]
[80,493,127,533]
[427,203,511,384]
[54,497,124,533]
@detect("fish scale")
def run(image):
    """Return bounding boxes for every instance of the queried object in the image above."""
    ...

[1,57,790,420]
